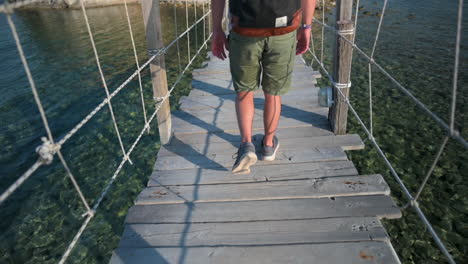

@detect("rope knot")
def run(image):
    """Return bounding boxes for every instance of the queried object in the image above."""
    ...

[36,137,60,165]
[82,209,96,218]
[410,199,419,208]
[1,4,14,15]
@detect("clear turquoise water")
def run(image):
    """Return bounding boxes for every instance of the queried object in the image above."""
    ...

[0,0,466,263]
[305,0,467,263]
[0,3,208,263]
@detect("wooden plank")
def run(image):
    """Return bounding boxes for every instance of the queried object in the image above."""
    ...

[172,113,329,134]
[148,160,358,186]
[171,106,327,123]
[110,241,400,264]
[153,147,348,171]
[189,80,318,97]
[136,174,389,205]
[183,87,318,100]
[125,195,402,224]
[118,217,388,247]
[160,134,364,158]
[179,92,320,111]
[171,126,334,145]
[180,99,320,112]
[173,103,328,121]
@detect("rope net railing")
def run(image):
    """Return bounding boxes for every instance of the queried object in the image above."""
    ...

[308,1,464,264]
[0,0,211,263]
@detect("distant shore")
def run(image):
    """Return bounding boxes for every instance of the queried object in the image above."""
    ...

[10,0,335,11]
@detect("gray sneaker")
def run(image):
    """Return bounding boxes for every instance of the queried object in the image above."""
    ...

[261,136,280,161]
[232,142,257,174]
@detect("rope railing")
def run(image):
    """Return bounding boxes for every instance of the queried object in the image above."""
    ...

[308,0,464,263]
[1,1,212,263]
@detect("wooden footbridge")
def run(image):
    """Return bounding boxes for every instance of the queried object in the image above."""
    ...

[109,54,402,263]
[2,0,464,263]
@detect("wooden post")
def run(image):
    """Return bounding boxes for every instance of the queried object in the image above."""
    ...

[140,0,172,144]
[329,0,355,135]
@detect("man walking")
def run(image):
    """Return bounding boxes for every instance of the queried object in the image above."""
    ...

[211,0,316,174]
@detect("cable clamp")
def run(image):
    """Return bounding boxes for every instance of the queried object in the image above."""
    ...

[82,209,96,218]
[123,154,133,165]
[410,199,419,208]
[154,95,167,103]
[147,47,166,57]
[1,4,14,15]
[338,28,355,35]
[334,82,352,89]
[36,137,60,165]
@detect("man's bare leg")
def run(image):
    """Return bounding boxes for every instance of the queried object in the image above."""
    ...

[263,93,281,146]
[236,91,255,143]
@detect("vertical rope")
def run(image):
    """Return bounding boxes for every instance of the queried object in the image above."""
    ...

[368,64,373,136]
[78,0,132,164]
[320,0,325,64]
[310,32,317,67]
[173,0,182,73]
[413,136,449,201]
[202,0,206,49]
[193,0,198,50]
[123,0,149,133]
[225,0,230,32]
[450,0,464,134]
[208,0,212,35]
[6,15,54,143]
[6,14,92,213]
[185,0,191,62]
[367,0,388,136]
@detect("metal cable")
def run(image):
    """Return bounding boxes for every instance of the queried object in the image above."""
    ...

[58,32,213,264]
[450,0,464,134]
[123,0,150,133]
[0,4,211,209]
[313,18,467,149]
[0,160,42,204]
[5,13,93,215]
[307,47,457,264]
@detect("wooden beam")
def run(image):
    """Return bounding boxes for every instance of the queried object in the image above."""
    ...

[140,0,172,144]
[330,0,355,135]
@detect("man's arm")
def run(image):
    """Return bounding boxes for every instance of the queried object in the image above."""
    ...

[297,0,316,55]
[211,0,229,60]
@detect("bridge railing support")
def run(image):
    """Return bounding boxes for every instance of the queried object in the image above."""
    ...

[141,0,172,144]
[329,0,355,135]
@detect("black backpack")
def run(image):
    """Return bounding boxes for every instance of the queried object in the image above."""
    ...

[230,0,302,28]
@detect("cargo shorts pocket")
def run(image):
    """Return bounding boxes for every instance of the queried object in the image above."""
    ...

[229,32,264,93]
[261,31,297,95]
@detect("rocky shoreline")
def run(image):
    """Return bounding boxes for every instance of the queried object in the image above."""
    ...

[7,0,336,10]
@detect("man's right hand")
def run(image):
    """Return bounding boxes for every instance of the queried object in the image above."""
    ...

[211,30,229,60]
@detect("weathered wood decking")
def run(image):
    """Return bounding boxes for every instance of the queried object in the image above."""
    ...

[110,54,402,263]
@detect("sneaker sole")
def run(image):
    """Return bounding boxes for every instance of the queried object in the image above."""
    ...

[262,142,280,162]
[232,152,258,174]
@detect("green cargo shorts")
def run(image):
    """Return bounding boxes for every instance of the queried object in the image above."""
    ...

[228,30,297,96]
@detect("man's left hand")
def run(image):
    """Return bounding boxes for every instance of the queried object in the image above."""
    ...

[296,27,311,55]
